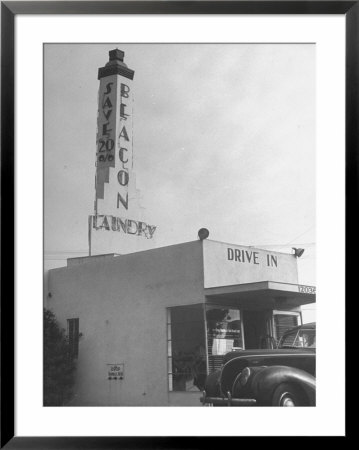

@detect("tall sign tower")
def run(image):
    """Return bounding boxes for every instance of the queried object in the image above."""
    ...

[89,49,156,255]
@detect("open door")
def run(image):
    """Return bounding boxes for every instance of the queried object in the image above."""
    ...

[243,310,275,349]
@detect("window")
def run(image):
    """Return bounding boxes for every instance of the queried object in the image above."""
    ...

[206,306,242,372]
[273,311,301,341]
[167,305,206,392]
[167,305,243,391]
[67,318,79,358]
[279,327,316,348]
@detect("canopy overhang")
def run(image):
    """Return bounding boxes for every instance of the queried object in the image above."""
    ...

[204,281,315,310]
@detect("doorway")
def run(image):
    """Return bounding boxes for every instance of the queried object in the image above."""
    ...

[243,310,272,349]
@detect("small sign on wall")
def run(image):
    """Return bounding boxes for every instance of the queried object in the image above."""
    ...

[107,363,124,381]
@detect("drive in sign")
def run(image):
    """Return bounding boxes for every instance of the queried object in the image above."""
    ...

[203,240,298,288]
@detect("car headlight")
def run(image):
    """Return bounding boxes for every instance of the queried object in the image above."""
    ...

[239,367,251,386]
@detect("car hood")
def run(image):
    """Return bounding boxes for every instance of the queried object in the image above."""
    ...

[223,348,315,364]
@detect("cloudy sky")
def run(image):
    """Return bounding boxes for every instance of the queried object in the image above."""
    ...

[44,43,315,296]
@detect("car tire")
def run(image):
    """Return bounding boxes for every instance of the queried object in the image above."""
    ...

[271,383,304,406]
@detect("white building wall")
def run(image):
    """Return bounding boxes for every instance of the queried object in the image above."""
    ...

[47,241,205,406]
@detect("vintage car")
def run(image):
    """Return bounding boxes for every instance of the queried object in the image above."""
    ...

[200,322,316,407]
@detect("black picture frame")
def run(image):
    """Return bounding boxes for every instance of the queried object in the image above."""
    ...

[1,1,354,447]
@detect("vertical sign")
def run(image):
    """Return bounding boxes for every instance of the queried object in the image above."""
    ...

[90,49,157,255]
[95,49,135,212]
[117,79,133,212]
[96,77,117,170]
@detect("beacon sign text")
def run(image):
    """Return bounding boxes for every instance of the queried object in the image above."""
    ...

[117,82,132,211]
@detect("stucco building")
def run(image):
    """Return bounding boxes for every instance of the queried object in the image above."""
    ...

[47,238,315,406]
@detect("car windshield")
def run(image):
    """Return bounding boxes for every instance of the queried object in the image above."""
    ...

[278,328,316,349]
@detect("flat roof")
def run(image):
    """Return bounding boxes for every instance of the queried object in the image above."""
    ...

[204,281,315,308]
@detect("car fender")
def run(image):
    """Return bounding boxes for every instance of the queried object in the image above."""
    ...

[250,365,316,405]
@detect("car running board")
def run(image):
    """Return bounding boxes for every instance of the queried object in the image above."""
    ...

[200,391,257,406]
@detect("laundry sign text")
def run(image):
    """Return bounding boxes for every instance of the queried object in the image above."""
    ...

[91,214,156,239]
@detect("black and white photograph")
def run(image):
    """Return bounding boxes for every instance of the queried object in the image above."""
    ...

[43,43,317,408]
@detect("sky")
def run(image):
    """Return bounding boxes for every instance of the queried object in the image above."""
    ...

[44,43,316,319]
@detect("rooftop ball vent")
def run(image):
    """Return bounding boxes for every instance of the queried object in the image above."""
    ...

[198,228,210,240]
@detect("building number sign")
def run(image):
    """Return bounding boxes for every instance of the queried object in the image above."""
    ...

[298,285,316,294]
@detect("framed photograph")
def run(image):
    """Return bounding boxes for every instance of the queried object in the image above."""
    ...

[2,1,354,446]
